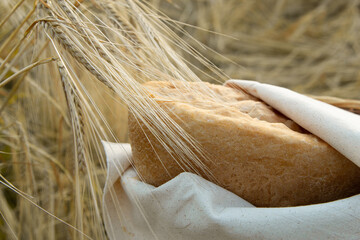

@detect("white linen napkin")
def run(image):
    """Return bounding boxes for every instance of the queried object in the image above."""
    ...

[103,80,360,240]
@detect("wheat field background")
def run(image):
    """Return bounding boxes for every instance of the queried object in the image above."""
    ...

[1,0,360,239]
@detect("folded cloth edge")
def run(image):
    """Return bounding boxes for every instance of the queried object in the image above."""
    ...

[226,79,360,167]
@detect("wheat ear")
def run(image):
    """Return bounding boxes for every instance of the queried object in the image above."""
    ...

[103,1,140,48]
[40,18,115,91]
[57,60,86,171]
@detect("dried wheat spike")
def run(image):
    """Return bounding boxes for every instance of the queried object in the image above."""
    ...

[40,19,115,92]
[57,0,114,63]
[103,2,140,48]
[57,60,86,171]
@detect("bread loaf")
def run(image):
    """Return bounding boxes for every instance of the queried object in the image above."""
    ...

[128,81,360,207]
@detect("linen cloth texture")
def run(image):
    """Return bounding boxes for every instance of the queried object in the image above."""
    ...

[103,80,360,240]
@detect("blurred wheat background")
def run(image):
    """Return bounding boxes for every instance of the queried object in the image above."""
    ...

[1,0,360,239]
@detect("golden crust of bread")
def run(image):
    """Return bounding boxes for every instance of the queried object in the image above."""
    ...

[128,81,360,207]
